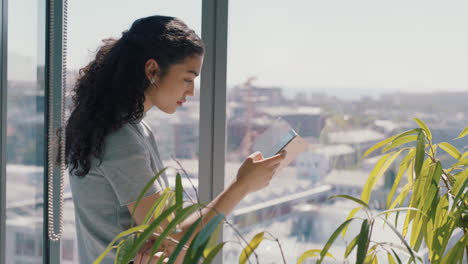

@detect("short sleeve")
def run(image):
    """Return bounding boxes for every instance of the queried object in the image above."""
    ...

[99,138,162,207]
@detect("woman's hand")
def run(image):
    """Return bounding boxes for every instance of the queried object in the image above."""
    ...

[133,235,185,264]
[134,238,167,264]
[234,150,287,193]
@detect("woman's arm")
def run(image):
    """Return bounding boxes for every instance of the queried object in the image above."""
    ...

[128,150,286,250]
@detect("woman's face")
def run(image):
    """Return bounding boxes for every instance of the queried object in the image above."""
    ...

[144,54,204,114]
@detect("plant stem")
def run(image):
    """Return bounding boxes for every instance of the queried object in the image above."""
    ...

[265,231,287,264]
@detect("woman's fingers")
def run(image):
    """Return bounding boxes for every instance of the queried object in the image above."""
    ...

[137,250,165,264]
[248,151,264,162]
[134,253,142,264]
[135,238,170,264]
[150,252,165,264]
[261,150,287,167]
[135,239,152,264]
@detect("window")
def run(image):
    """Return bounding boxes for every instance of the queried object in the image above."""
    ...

[224,0,468,262]
[15,232,36,257]
[61,239,74,261]
[5,0,46,262]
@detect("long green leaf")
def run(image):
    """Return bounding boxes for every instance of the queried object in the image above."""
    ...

[344,235,359,259]
[452,173,468,210]
[142,187,171,225]
[387,149,415,208]
[166,217,202,264]
[452,158,468,168]
[175,173,183,216]
[148,204,202,259]
[362,150,404,203]
[414,131,426,178]
[122,204,180,264]
[387,252,397,264]
[438,142,462,160]
[202,242,226,264]
[454,168,468,179]
[297,249,334,264]
[379,216,420,263]
[343,207,360,237]
[330,195,369,209]
[413,118,432,141]
[203,219,222,258]
[403,159,432,239]
[345,152,396,235]
[391,249,402,264]
[440,233,467,264]
[363,244,378,263]
[189,240,209,264]
[94,225,148,263]
[407,159,415,186]
[362,137,395,159]
[362,129,421,159]
[383,135,418,153]
[188,213,225,258]
[164,192,176,223]
[393,128,423,142]
[318,218,356,264]
[93,245,119,264]
[239,232,265,264]
[454,126,468,139]
[461,151,468,160]
[389,183,411,210]
[356,219,370,264]
[114,237,134,264]
[376,207,426,219]
[362,154,391,203]
[131,168,167,227]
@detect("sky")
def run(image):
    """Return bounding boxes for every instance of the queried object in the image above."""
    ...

[8,0,468,94]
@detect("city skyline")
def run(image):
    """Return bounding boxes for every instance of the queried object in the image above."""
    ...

[8,0,468,94]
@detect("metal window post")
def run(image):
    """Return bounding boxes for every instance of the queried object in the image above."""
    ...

[199,0,229,208]
[44,0,63,262]
[0,0,8,263]
[199,0,229,262]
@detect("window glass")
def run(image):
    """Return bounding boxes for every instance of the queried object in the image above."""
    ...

[224,0,468,262]
[5,0,46,263]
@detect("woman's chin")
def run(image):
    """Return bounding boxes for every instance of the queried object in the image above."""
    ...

[155,104,177,114]
[162,107,177,114]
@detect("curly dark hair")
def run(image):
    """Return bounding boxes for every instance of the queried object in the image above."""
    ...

[61,15,204,177]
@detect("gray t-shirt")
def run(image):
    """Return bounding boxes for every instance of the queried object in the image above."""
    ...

[69,119,169,264]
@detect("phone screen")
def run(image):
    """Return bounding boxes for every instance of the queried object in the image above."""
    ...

[263,129,298,157]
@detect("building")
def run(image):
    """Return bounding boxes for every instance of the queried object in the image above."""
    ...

[296,144,356,183]
[327,129,386,159]
[257,106,326,138]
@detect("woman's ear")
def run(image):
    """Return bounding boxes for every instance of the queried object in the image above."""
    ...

[144,58,161,82]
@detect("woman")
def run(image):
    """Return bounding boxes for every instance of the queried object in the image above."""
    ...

[65,15,286,264]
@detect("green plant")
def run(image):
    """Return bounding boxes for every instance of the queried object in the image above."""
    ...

[93,168,227,264]
[95,119,467,264]
[298,119,468,264]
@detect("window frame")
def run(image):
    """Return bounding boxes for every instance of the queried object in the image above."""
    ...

[44,0,65,262]
[0,0,7,263]
[199,0,229,262]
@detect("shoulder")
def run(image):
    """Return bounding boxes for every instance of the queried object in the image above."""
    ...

[101,123,148,160]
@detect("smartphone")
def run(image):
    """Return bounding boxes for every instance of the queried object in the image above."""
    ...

[263,129,298,158]
[252,121,308,173]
